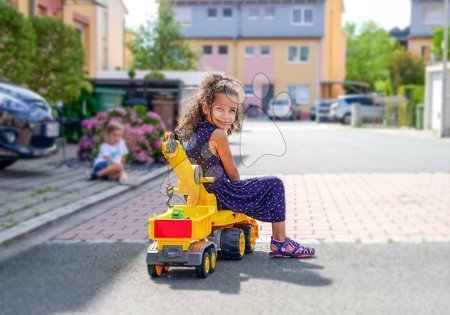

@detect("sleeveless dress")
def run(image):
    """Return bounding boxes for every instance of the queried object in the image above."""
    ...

[184,120,286,223]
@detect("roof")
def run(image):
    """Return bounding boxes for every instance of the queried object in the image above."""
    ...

[389,26,410,41]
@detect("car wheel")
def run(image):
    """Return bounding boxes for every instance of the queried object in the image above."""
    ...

[0,160,16,170]
[341,114,351,125]
[310,115,316,121]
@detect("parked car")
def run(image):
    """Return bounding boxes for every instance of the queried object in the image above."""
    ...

[0,82,59,169]
[310,99,334,121]
[328,95,385,125]
[267,97,299,120]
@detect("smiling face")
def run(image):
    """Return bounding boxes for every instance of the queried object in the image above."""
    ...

[202,93,238,131]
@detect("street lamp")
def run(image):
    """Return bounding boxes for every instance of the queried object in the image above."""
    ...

[441,0,449,138]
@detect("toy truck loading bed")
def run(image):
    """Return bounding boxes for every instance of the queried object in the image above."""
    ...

[147,132,258,278]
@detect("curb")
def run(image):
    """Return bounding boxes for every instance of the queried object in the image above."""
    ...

[0,166,167,246]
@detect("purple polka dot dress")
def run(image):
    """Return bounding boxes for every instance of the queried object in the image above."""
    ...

[184,121,286,223]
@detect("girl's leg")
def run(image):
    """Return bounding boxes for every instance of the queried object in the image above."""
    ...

[96,163,124,179]
[271,221,287,241]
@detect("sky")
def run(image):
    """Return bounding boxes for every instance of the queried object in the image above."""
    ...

[123,0,411,31]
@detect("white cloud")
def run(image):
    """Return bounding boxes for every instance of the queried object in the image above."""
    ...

[124,0,412,32]
[343,0,411,30]
[123,0,158,30]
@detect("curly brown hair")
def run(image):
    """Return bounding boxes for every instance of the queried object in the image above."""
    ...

[175,73,245,141]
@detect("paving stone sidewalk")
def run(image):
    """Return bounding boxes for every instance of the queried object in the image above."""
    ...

[0,148,161,232]
[52,173,450,243]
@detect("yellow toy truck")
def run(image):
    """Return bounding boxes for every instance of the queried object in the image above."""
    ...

[147,132,259,278]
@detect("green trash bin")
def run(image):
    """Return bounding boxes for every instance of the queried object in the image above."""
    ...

[93,87,126,113]
[415,104,424,130]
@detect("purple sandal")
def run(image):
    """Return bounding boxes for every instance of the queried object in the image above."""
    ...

[269,237,315,258]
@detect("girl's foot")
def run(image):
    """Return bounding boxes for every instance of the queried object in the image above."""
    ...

[118,174,142,186]
[269,237,315,258]
[86,170,96,181]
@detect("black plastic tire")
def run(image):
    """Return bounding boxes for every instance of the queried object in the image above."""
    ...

[341,113,351,125]
[220,228,245,260]
[208,247,217,274]
[243,225,256,253]
[196,251,210,278]
[148,264,163,278]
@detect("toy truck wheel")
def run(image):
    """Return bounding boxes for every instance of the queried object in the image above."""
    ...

[208,247,217,274]
[148,264,164,278]
[220,228,245,260]
[243,225,257,253]
[196,251,211,278]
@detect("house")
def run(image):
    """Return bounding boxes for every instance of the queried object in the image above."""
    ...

[8,0,128,77]
[389,26,410,50]
[408,0,446,62]
[166,0,346,116]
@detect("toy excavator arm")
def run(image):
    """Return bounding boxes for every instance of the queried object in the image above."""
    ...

[162,132,215,206]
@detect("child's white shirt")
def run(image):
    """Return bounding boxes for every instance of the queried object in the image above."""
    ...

[94,139,129,165]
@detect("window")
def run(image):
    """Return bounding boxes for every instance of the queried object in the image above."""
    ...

[264,7,275,19]
[288,46,298,62]
[300,46,310,62]
[245,46,255,57]
[249,7,259,19]
[218,45,228,55]
[292,8,302,24]
[291,7,314,25]
[421,46,431,61]
[176,7,192,27]
[287,85,310,104]
[304,8,313,23]
[223,8,233,17]
[423,5,444,25]
[287,45,310,63]
[74,23,84,45]
[207,8,217,18]
[203,45,212,55]
[261,45,271,56]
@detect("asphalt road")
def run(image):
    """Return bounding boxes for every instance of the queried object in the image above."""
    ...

[1,242,449,315]
[231,121,450,174]
[1,121,450,315]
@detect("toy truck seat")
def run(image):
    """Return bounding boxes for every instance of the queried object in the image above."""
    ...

[146,132,259,278]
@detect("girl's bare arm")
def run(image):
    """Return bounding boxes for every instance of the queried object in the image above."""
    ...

[211,129,240,181]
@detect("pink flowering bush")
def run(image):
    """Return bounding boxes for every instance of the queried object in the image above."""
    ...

[78,107,167,165]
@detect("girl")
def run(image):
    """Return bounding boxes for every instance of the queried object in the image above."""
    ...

[175,73,315,258]
[89,121,141,186]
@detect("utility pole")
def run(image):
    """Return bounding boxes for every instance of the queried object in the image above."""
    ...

[441,0,449,137]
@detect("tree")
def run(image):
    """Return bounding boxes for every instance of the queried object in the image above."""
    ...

[26,16,85,104]
[344,21,402,89]
[432,27,450,61]
[0,0,35,84]
[388,51,425,94]
[129,1,199,70]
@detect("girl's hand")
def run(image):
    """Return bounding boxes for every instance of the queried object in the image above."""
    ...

[211,129,240,181]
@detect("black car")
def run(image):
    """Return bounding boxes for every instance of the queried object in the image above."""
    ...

[0,82,59,169]
[310,99,334,121]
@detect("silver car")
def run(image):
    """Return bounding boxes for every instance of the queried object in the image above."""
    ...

[267,98,298,120]
[328,95,385,125]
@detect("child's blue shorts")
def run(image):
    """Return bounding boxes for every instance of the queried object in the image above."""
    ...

[93,161,110,180]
